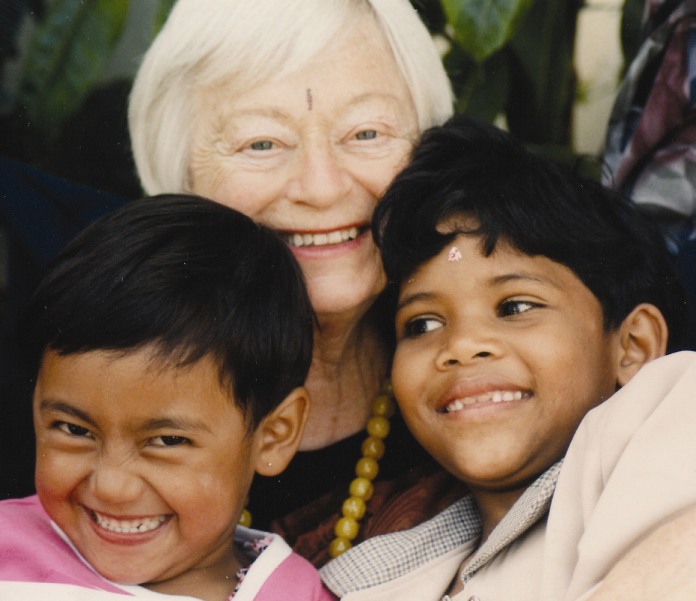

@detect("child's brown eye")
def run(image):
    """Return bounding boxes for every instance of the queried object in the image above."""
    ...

[499,300,538,317]
[402,317,443,338]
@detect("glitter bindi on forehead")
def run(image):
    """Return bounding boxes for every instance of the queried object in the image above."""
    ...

[448,246,462,262]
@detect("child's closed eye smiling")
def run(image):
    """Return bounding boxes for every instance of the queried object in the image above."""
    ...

[149,435,192,447]
[53,421,93,439]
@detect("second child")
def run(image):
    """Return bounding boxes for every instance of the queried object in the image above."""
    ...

[321,116,694,600]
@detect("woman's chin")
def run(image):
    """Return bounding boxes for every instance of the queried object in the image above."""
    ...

[308,277,384,324]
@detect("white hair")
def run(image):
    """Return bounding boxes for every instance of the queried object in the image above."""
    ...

[128,0,453,194]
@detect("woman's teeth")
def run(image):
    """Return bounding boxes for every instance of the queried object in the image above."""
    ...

[92,510,166,534]
[285,226,360,247]
[444,390,525,413]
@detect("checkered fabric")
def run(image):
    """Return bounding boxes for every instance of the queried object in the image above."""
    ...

[320,462,562,596]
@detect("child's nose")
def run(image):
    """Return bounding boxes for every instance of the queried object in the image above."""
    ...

[437,323,500,368]
[90,457,144,503]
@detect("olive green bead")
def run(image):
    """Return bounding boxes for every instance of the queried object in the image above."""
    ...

[342,496,367,520]
[355,456,379,480]
[367,415,390,439]
[334,516,360,540]
[372,393,394,417]
[238,509,252,527]
[329,537,352,558]
[349,477,374,500]
[361,435,385,459]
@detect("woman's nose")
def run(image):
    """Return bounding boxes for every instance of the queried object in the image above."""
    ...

[286,142,352,208]
[436,323,501,369]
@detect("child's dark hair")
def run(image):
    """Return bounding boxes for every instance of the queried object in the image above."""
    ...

[373,115,688,351]
[22,194,315,429]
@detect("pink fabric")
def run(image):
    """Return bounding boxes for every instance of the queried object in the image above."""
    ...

[0,495,129,594]
[255,552,336,600]
[0,495,335,600]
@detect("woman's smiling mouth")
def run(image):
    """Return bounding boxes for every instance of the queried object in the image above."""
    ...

[282,225,367,248]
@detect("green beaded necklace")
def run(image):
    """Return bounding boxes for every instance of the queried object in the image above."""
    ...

[328,381,394,558]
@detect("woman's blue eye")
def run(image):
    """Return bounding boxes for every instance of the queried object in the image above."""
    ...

[499,300,537,317]
[403,317,442,337]
[355,130,377,140]
[152,435,191,447]
[249,140,274,151]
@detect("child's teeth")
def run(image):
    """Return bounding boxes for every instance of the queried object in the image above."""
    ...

[445,390,525,412]
[93,511,166,534]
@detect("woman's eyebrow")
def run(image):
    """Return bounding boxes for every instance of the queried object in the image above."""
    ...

[228,107,290,121]
[38,400,95,426]
[345,91,407,107]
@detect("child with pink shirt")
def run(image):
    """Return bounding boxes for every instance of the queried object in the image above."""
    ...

[0,195,334,601]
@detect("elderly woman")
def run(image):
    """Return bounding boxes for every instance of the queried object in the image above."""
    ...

[128,0,465,566]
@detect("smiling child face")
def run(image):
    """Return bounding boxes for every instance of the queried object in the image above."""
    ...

[33,347,259,586]
[392,233,623,497]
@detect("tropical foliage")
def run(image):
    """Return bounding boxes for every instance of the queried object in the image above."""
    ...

[0,0,638,195]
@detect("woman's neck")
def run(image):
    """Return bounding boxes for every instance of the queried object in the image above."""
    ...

[299,308,389,450]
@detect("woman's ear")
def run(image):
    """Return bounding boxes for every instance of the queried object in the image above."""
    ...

[253,387,309,477]
[616,303,668,386]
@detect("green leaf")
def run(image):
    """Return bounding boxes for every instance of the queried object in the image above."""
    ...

[443,44,509,120]
[18,0,129,138]
[440,0,536,62]
[506,0,581,145]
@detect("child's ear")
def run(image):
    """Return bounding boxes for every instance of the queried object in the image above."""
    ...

[615,303,668,386]
[253,387,309,477]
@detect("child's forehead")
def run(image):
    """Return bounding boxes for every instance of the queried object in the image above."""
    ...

[429,214,571,275]
[34,347,238,418]
[404,233,590,296]
[421,231,524,271]
[41,344,224,381]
